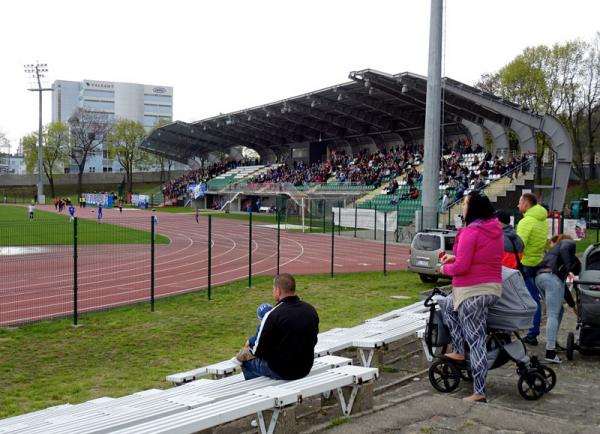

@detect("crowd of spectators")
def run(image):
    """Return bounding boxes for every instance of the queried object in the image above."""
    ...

[249,143,424,188]
[161,161,236,199]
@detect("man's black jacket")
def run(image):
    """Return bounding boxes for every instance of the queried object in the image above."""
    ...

[253,295,319,380]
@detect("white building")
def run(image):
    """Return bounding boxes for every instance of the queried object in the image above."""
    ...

[52,79,185,173]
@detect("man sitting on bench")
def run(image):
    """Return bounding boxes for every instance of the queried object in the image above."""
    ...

[242,273,319,380]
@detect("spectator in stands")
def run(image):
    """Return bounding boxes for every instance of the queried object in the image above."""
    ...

[242,274,319,380]
[535,234,580,363]
[495,209,524,270]
[517,193,549,346]
[439,191,503,403]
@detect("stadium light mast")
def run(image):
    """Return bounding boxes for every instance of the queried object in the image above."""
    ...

[421,0,443,230]
[24,62,53,205]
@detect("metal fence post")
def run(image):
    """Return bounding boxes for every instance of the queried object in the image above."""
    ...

[277,210,281,275]
[354,203,358,238]
[208,215,212,300]
[396,203,399,242]
[150,215,155,312]
[248,211,252,287]
[383,212,387,275]
[73,217,78,326]
[331,212,335,278]
[338,203,341,236]
[374,205,377,240]
[309,199,313,232]
[322,199,326,233]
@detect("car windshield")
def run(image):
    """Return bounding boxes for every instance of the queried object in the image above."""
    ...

[413,234,441,251]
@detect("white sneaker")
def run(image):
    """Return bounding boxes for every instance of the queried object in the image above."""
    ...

[544,351,562,364]
[230,357,242,367]
[250,419,258,427]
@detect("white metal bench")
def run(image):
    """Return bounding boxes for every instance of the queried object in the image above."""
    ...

[110,365,379,434]
[353,317,427,366]
[9,356,351,434]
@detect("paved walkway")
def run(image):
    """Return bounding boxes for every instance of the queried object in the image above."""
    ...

[320,309,600,433]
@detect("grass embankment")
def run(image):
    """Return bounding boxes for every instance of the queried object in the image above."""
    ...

[0,205,168,245]
[0,271,432,418]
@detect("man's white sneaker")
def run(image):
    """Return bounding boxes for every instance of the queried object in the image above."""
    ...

[230,357,242,367]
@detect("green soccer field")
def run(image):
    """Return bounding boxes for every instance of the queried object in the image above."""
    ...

[0,205,169,246]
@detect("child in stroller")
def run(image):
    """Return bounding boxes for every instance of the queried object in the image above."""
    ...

[566,242,600,360]
[424,267,557,401]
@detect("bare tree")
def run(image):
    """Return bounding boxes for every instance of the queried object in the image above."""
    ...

[68,108,113,196]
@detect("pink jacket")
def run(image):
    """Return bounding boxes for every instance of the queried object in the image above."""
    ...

[441,218,503,287]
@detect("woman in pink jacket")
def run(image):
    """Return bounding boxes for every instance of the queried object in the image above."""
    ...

[439,191,503,403]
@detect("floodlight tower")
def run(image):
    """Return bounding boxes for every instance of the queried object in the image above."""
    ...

[421,0,443,230]
[24,62,53,204]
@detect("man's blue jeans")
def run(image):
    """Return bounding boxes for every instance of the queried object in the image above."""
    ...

[523,265,541,338]
[242,357,282,380]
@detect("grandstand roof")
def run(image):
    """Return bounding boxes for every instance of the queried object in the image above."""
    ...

[141,70,524,163]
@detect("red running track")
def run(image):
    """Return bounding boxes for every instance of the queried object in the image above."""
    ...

[0,206,409,326]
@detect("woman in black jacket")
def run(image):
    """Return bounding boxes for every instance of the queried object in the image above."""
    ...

[535,234,580,364]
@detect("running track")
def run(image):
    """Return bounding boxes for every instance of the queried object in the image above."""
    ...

[0,206,409,326]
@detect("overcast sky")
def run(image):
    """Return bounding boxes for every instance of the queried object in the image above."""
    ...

[2,0,599,152]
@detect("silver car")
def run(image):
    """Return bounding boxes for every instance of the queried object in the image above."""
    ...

[407,229,456,283]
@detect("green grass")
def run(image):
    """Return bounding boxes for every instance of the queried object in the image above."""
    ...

[577,229,600,254]
[565,179,600,204]
[0,205,169,246]
[0,271,433,418]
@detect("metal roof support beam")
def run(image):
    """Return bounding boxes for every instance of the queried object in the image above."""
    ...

[511,120,537,155]
[269,111,342,139]
[286,102,365,134]
[308,96,391,130]
[244,112,320,141]
[189,127,278,163]
[460,119,485,149]
[482,119,509,154]
[342,91,422,127]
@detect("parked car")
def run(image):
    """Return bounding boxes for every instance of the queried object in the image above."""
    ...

[407,229,456,283]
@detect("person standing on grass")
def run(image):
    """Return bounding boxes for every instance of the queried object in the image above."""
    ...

[97,202,103,223]
[242,273,319,381]
[68,203,76,222]
[195,206,200,224]
[28,203,34,221]
[119,198,124,214]
[516,193,549,346]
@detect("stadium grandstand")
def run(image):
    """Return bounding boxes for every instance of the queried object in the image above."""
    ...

[144,69,572,228]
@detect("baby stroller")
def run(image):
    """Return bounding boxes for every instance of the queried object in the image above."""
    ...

[566,242,600,360]
[423,267,556,400]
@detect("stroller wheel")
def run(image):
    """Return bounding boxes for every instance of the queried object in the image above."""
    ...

[429,359,461,393]
[536,365,556,392]
[566,332,575,361]
[517,372,546,400]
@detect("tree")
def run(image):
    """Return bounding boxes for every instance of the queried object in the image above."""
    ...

[21,122,69,197]
[106,119,151,193]
[476,38,600,194]
[68,108,113,196]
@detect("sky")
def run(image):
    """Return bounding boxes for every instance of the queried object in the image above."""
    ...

[1,0,599,153]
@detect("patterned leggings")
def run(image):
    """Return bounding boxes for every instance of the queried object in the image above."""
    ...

[441,294,499,395]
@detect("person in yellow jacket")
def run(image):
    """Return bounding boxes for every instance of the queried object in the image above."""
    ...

[516,193,548,346]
